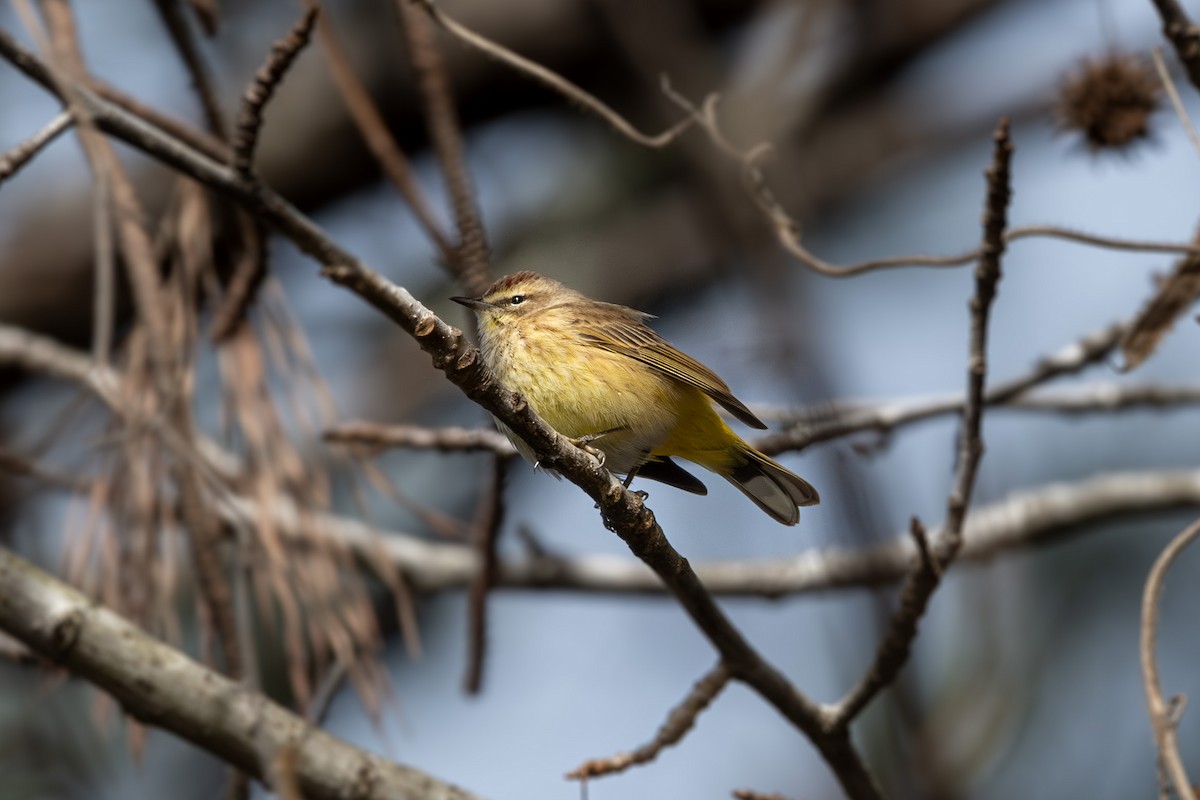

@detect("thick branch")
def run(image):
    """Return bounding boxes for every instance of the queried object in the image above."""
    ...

[0,545,479,800]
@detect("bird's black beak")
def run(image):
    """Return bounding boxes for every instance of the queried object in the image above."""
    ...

[451,296,491,311]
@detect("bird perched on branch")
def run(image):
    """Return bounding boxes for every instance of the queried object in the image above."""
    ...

[452,271,819,525]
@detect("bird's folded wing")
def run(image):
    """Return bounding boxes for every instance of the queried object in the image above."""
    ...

[577,305,768,430]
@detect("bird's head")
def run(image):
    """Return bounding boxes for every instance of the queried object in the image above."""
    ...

[451,271,573,327]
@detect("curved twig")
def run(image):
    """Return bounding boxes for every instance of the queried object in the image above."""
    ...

[411,0,694,148]
[399,6,1200,275]
[1140,516,1200,800]
[567,662,731,780]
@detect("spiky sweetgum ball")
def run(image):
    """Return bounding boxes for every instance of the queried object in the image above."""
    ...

[1057,53,1162,152]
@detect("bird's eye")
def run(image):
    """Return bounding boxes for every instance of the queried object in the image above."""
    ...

[509,295,526,306]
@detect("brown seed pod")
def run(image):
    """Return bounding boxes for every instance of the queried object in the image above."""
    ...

[1057,52,1162,152]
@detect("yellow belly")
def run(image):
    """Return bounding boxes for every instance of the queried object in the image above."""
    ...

[482,321,740,475]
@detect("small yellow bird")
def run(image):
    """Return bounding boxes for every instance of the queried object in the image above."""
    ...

[452,271,819,525]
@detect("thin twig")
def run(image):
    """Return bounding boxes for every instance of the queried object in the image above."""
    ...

[325,421,517,455]
[154,0,272,347]
[306,658,350,726]
[1140,516,1200,800]
[89,75,229,161]
[756,380,1200,426]
[756,318,1125,456]
[312,1,454,261]
[0,448,89,492]
[0,110,71,183]
[397,0,491,296]
[1119,226,1200,372]
[1151,47,1200,154]
[91,142,114,367]
[463,454,507,694]
[830,518,938,726]
[332,379,1200,462]
[567,662,731,780]
[186,0,219,36]
[660,83,1200,276]
[829,119,1012,728]
[152,0,228,138]
[936,117,1010,560]
[232,6,318,176]
[412,0,696,149]
[208,213,269,341]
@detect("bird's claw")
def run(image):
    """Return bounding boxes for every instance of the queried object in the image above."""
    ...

[568,436,607,467]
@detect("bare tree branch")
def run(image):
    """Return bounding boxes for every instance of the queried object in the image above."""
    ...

[1140,515,1200,800]
[152,0,227,138]
[411,0,696,149]
[407,3,1200,274]
[325,421,517,455]
[231,7,318,176]
[328,379,1200,462]
[312,1,455,261]
[397,0,492,296]
[1149,0,1200,93]
[732,791,795,800]
[0,545,480,800]
[1153,47,1200,154]
[0,110,71,183]
[828,119,1011,728]
[567,662,731,780]
[756,319,1126,456]
[463,454,506,694]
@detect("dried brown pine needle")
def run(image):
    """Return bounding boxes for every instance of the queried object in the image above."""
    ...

[1057,52,1162,152]
[1120,228,1200,371]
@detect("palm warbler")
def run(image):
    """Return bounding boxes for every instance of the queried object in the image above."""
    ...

[452,271,819,525]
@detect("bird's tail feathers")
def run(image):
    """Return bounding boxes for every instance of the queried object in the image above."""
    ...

[724,444,819,526]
